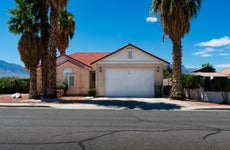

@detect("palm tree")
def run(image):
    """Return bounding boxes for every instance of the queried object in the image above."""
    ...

[152,0,202,99]
[39,0,49,97]
[44,0,69,98]
[18,32,41,99]
[57,10,75,55]
[8,0,41,99]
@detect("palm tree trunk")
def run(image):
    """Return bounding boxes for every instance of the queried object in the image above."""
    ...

[29,67,39,99]
[41,49,48,97]
[170,39,183,100]
[46,6,58,98]
[41,3,49,97]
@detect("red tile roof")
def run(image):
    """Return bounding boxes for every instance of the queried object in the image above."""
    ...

[69,52,111,67]
[221,68,230,75]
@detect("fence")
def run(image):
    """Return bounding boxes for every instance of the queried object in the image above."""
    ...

[184,88,230,104]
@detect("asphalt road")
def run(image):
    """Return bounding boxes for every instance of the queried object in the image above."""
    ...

[0,109,230,150]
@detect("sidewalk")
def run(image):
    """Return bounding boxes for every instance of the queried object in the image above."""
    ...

[0,96,230,111]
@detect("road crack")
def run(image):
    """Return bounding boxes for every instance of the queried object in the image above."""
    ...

[203,129,222,140]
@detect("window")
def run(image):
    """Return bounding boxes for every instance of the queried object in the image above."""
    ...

[128,51,133,59]
[90,71,96,88]
[63,68,75,86]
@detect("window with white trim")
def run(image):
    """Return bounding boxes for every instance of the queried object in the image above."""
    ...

[63,68,75,87]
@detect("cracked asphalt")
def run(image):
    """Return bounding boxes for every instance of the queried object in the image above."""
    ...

[0,109,230,150]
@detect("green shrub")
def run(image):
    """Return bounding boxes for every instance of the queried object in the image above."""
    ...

[182,74,202,89]
[56,82,68,92]
[17,79,29,93]
[0,77,29,94]
[163,66,172,79]
[88,88,96,97]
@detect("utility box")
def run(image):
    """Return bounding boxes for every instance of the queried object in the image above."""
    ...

[154,84,162,98]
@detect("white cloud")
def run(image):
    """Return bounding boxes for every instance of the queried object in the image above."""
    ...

[146,16,158,23]
[217,49,225,52]
[193,47,215,57]
[218,53,230,56]
[195,36,230,47]
[215,64,230,69]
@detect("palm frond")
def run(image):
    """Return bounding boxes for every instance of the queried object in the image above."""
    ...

[57,9,75,54]
[8,0,40,35]
[18,31,40,69]
[152,0,202,39]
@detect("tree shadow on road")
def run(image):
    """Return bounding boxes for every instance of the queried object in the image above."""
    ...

[87,100,182,110]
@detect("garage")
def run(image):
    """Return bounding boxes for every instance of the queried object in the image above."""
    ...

[91,43,169,97]
[105,68,155,97]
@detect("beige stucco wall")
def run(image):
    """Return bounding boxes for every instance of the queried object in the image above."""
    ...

[95,64,105,96]
[153,63,163,85]
[95,63,164,97]
[57,62,90,95]
[37,62,90,96]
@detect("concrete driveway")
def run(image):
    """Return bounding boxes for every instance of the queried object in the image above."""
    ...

[87,97,183,110]
[85,97,230,111]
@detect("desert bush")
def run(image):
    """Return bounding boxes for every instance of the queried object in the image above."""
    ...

[0,77,29,94]
[56,82,68,92]
[88,88,96,97]
[182,74,202,89]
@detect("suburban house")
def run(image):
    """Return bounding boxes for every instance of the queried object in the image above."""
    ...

[193,66,230,82]
[191,66,230,103]
[37,43,169,97]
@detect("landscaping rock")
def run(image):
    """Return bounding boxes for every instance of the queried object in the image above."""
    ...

[10,93,21,99]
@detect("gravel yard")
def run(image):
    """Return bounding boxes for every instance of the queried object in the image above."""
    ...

[0,94,30,103]
[0,94,92,104]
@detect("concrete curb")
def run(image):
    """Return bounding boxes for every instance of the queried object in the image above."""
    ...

[0,103,230,111]
[0,97,230,111]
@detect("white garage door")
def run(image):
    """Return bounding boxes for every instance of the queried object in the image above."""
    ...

[105,68,154,97]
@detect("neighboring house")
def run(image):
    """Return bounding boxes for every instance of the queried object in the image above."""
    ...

[193,66,216,73]
[191,66,230,103]
[193,66,230,91]
[37,43,169,97]
[193,65,229,80]
[221,68,230,75]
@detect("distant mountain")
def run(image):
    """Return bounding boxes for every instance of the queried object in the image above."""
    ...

[0,60,29,78]
[182,65,197,74]
[169,64,196,74]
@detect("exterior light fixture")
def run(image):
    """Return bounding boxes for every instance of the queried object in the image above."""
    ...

[99,67,103,72]
[156,66,160,72]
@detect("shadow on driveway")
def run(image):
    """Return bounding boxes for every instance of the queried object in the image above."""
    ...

[87,100,182,110]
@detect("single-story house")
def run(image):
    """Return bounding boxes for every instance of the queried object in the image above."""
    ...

[191,67,230,103]
[37,43,169,97]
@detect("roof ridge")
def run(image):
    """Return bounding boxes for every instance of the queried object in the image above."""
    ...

[91,43,170,65]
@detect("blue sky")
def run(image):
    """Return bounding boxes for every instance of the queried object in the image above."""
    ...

[1,0,230,71]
